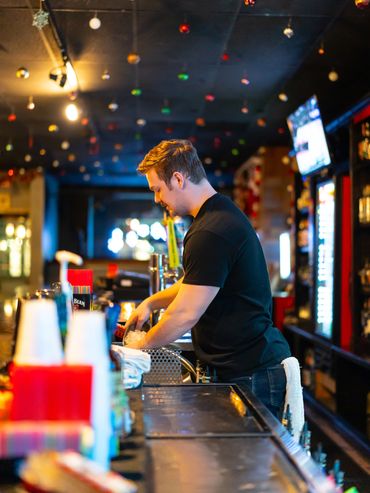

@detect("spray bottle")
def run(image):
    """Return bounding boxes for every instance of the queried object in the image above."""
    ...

[54,250,83,341]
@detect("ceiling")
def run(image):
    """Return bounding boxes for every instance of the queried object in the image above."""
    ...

[0,0,369,188]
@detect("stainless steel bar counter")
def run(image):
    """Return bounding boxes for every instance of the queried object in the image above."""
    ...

[0,383,336,492]
[112,383,336,493]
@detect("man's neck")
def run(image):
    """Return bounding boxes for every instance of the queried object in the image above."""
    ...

[188,180,217,217]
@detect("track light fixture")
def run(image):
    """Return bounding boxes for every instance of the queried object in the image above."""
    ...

[49,66,67,88]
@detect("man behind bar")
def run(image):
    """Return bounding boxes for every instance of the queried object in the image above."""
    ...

[125,139,291,418]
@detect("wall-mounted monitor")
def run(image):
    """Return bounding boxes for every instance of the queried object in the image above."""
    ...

[287,95,331,176]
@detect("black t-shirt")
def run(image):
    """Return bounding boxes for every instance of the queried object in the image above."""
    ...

[182,193,291,380]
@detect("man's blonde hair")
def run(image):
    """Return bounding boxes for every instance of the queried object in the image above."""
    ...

[137,139,207,186]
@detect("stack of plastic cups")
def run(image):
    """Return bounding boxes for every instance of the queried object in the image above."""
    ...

[14,299,63,366]
[65,311,112,470]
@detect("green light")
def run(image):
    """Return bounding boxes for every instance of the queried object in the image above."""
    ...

[178,72,189,81]
[5,144,13,152]
[161,106,171,115]
[134,132,142,141]
[238,138,246,145]
[231,148,239,156]
[131,88,142,96]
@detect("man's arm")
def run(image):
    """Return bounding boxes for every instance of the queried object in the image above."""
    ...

[128,282,219,348]
[123,276,183,331]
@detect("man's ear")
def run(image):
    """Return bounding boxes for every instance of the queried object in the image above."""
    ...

[172,171,185,189]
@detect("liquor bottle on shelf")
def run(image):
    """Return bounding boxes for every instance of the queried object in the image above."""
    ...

[358,185,370,224]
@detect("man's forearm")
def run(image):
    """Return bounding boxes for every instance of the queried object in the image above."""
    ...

[142,305,196,348]
[146,276,183,311]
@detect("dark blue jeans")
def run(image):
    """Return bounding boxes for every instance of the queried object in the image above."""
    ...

[232,365,286,420]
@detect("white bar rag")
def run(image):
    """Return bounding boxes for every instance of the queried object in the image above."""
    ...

[281,356,305,442]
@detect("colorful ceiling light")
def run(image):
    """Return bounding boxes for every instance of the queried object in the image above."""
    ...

[355,0,370,8]
[244,0,256,5]
[16,67,29,79]
[318,41,325,55]
[241,77,250,86]
[39,148,46,156]
[24,154,32,162]
[283,19,294,39]
[328,69,339,82]
[205,94,215,102]
[161,101,171,115]
[89,13,101,30]
[195,117,206,127]
[108,101,119,112]
[81,117,89,126]
[136,118,146,127]
[178,70,189,81]
[221,53,230,61]
[127,53,141,65]
[204,157,213,165]
[257,118,267,127]
[131,88,142,96]
[278,92,288,102]
[179,22,190,34]
[61,140,70,150]
[241,103,249,114]
[52,160,60,168]
[65,103,79,121]
[101,69,111,80]
[27,96,35,110]
[8,113,16,122]
[48,124,59,132]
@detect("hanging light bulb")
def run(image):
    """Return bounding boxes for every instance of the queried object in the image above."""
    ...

[24,154,32,162]
[278,92,288,102]
[241,77,250,85]
[328,69,339,82]
[179,22,190,34]
[195,117,206,127]
[355,0,370,9]
[177,70,189,81]
[89,13,101,30]
[244,0,256,5]
[127,52,141,65]
[101,69,110,80]
[283,19,294,39]
[318,41,325,55]
[108,101,119,112]
[61,140,70,150]
[257,117,267,127]
[27,96,35,110]
[16,67,30,79]
[131,88,142,96]
[205,94,215,102]
[241,103,249,114]
[65,103,79,121]
[136,118,146,127]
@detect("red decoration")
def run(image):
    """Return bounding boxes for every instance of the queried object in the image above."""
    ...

[221,53,230,61]
[8,113,16,122]
[205,94,215,102]
[179,23,190,34]
[213,137,222,149]
[355,0,370,9]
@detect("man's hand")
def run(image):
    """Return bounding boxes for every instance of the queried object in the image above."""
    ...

[123,299,151,333]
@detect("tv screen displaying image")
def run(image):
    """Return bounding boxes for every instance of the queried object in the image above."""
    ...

[287,95,331,176]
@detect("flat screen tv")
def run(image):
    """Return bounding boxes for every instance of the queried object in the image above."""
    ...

[287,95,331,176]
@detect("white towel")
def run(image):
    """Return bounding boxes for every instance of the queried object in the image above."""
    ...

[281,356,305,442]
[111,345,151,389]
